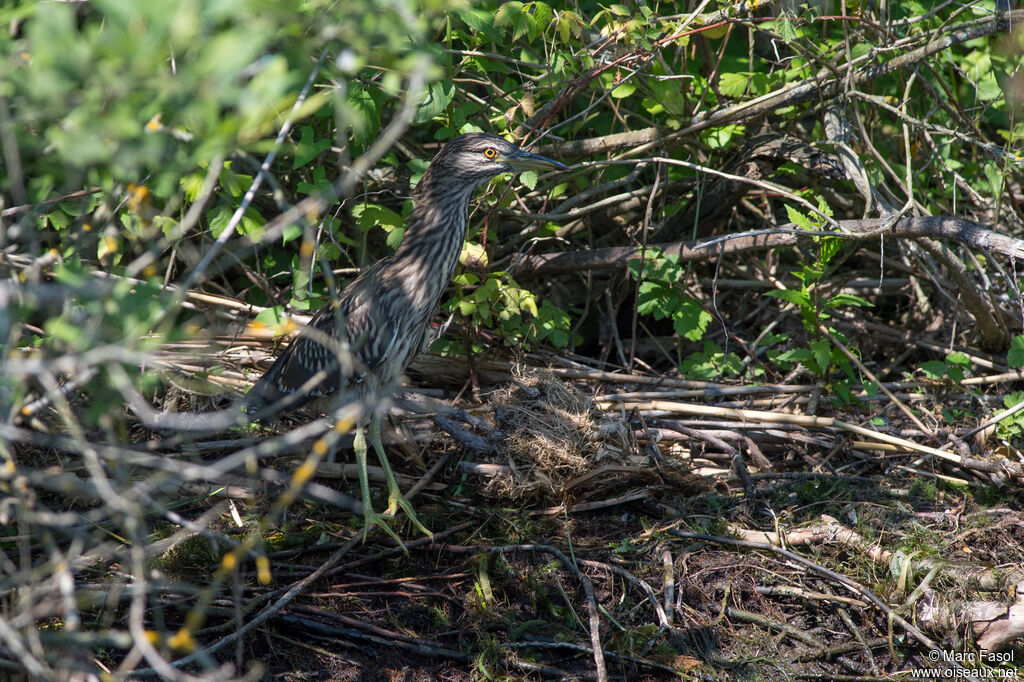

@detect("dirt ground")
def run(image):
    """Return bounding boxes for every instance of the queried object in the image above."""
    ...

[175,366,1024,681]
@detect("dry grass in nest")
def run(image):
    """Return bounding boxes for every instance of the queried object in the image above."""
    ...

[483,368,631,503]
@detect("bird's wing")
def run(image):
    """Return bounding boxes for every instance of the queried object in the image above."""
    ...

[244,263,400,415]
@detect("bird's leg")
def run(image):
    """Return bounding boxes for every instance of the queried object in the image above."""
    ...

[352,422,406,548]
[367,417,433,538]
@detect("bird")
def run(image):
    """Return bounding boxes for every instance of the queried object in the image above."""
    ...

[244,132,568,541]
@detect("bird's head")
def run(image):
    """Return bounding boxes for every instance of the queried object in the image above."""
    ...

[426,133,568,190]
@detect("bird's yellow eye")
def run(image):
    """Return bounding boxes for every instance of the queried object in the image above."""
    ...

[483,148,498,159]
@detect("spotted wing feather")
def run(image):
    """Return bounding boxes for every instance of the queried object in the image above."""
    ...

[245,261,407,417]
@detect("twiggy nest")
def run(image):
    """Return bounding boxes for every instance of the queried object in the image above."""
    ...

[484,368,631,503]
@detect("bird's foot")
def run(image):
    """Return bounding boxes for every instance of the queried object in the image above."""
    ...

[361,505,409,552]
[383,488,433,540]
[357,417,433,548]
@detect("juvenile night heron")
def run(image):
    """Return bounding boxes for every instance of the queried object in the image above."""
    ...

[245,133,568,539]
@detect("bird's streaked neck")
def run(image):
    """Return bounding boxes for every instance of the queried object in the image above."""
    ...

[393,168,488,270]
[388,168,491,310]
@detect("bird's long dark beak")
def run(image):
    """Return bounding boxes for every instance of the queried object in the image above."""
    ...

[505,148,569,172]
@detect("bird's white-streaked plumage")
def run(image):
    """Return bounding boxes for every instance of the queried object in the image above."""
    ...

[243,132,568,542]
[245,133,566,419]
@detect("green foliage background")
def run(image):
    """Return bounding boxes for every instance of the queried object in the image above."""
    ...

[2,1,1024,675]
[3,0,1021,409]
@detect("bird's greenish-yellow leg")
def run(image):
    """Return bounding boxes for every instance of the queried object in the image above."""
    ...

[368,417,433,538]
[353,422,405,547]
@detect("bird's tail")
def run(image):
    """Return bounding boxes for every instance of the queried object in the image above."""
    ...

[242,365,285,422]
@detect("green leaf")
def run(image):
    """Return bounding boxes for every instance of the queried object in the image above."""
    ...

[983,162,1004,195]
[208,205,264,238]
[282,223,303,244]
[351,203,403,234]
[514,12,536,41]
[764,289,809,307]
[672,300,712,342]
[965,52,1003,102]
[293,125,330,169]
[219,165,253,198]
[636,281,674,318]
[237,208,266,237]
[819,235,842,264]
[385,226,406,251]
[296,166,331,196]
[536,300,571,347]
[642,97,664,116]
[785,204,815,231]
[493,2,524,27]
[919,361,947,380]
[414,80,455,125]
[833,380,853,406]
[774,14,798,42]
[555,11,584,43]
[290,254,312,309]
[826,293,872,308]
[718,72,749,98]
[48,208,71,230]
[850,43,872,60]
[459,8,502,40]
[816,196,834,218]
[407,158,430,189]
[702,124,744,149]
[254,306,287,326]
[945,352,971,368]
[181,172,206,202]
[528,2,553,35]
[810,339,831,375]
[519,170,538,190]
[1003,391,1024,410]
[45,317,87,349]
[1007,335,1024,368]
[346,84,381,143]
[777,347,814,366]
[610,81,636,98]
